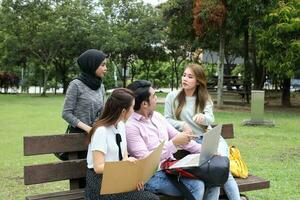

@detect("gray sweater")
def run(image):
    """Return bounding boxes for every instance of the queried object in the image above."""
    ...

[164,90,214,136]
[62,79,105,128]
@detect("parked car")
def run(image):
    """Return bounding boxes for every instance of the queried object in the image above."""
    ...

[291,79,300,91]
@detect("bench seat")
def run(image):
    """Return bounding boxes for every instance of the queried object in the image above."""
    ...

[233,175,270,193]
[26,189,85,200]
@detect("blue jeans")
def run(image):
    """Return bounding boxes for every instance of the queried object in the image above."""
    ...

[195,136,240,200]
[145,171,220,200]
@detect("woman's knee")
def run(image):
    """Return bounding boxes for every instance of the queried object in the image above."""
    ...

[218,137,229,157]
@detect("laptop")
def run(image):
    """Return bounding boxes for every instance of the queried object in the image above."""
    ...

[169,125,222,169]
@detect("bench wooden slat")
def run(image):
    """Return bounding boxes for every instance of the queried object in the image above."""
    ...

[220,175,270,195]
[24,160,87,185]
[211,124,234,139]
[24,133,88,156]
[23,124,233,157]
[220,124,234,139]
[235,175,270,192]
[26,189,85,200]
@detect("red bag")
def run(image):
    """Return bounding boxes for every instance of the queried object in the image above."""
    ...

[161,159,197,179]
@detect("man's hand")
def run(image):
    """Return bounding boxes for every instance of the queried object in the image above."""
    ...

[172,132,196,146]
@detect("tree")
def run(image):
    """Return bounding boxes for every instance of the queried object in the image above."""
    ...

[0,0,33,92]
[0,0,97,95]
[193,0,227,107]
[161,0,197,90]
[225,0,277,102]
[100,0,164,87]
[52,0,95,93]
[257,0,300,106]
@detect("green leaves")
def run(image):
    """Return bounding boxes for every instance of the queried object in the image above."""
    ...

[258,0,299,79]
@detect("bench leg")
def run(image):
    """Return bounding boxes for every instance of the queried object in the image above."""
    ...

[69,151,86,189]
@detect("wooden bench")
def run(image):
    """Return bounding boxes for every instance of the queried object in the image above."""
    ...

[23,124,270,200]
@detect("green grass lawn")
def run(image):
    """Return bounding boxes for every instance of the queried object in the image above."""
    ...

[0,94,299,199]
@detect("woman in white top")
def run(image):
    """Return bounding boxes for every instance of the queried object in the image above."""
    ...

[86,88,159,200]
[164,63,240,200]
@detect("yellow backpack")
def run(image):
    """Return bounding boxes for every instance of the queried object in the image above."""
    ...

[229,146,249,178]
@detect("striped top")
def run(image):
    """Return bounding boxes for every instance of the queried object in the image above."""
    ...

[62,79,105,128]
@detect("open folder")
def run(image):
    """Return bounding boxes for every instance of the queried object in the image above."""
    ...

[100,141,164,194]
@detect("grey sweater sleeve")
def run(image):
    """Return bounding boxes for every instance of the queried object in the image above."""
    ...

[201,99,215,126]
[62,81,80,127]
[164,91,184,131]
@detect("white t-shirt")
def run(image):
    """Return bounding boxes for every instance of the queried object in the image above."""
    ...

[87,121,127,169]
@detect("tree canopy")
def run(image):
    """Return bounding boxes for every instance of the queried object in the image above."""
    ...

[0,0,299,106]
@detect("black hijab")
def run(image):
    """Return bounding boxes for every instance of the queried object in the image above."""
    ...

[75,49,107,90]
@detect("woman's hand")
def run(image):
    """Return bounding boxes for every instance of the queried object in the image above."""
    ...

[137,181,144,191]
[193,113,205,125]
[182,122,193,132]
[77,121,92,134]
[124,157,137,163]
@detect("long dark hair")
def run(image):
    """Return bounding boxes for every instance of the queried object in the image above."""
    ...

[175,63,210,119]
[88,88,134,143]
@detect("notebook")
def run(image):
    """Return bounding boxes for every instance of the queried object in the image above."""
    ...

[169,124,222,169]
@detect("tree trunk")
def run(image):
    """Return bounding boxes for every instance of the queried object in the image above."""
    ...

[176,59,185,90]
[131,67,135,83]
[130,62,135,83]
[281,78,291,107]
[251,32,264,90]
[243,18,251,103]
[170,57,175,91]
[54,76,57,95]
[62,73,68,94]
[42,70,49,96]
[122,59,127,88]
[216,26,225,108]
[146,63,150,81]
[174,60,178,90]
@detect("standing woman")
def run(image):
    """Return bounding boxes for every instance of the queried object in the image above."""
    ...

[86,88,159,200]
[164,63,241,200]
[61,49,107,157]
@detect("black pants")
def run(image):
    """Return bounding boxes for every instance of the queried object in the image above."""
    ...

[85,169,159,200]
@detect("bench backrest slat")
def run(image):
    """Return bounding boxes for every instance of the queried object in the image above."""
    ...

[220,124,234,139]
[24,124,233,156]
[24,159,87,185]
[211,123,234,139]
[24,133,87,156]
